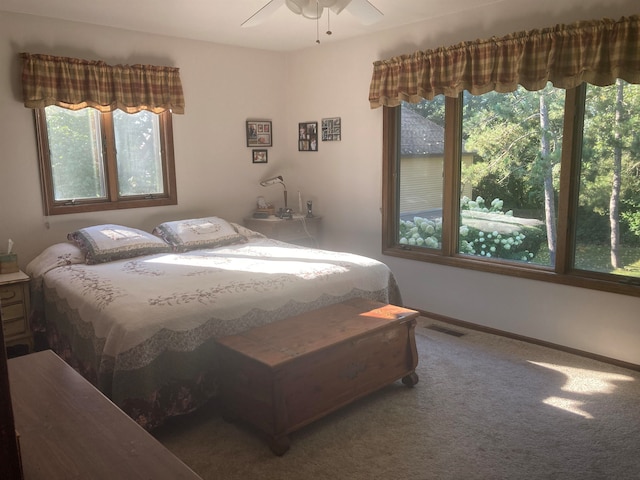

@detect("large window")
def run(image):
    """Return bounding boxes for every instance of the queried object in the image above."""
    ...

[383,81,640,296]
[35,106,177,215]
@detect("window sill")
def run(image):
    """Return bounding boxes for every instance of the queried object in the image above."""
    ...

[382,245,640,298]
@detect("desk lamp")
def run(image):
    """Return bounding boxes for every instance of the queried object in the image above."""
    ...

[260,175,292,218]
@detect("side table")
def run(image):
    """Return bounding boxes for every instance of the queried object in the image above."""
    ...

[0,271,32,352]
[9,350,203,479]
[244,215,322,247]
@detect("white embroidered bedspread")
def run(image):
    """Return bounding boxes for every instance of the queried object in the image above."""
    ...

[28,238,401,373]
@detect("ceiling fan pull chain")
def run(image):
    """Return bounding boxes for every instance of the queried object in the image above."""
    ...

[316,1,321,43]
[326,9,332,36]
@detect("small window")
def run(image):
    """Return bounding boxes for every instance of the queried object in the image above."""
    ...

[398,96,446,252]
[35,106,177,215]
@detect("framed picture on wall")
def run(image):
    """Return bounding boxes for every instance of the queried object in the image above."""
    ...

[252,149,268,163]
[298,121,318,151]
[246,120,272,147]
[322,117,341,141]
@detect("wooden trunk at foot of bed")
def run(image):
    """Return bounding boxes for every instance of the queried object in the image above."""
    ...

[214,298,420,455]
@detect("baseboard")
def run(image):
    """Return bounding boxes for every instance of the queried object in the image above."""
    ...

[412,307,640,372]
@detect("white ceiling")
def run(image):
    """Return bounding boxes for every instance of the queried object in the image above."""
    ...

[0,0,509,52]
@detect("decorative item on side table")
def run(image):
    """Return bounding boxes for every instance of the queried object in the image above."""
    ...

[253,196,275,218]
[321,117,341,141]
[298,122,318,151]
[246,120,272,147]
[0,239,18,274]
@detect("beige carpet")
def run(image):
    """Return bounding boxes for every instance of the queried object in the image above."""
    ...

[154,318,640,480]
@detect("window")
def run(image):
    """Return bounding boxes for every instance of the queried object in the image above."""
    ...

[35,106,177,215]
[383,81,640,296]
[575,81,640,279]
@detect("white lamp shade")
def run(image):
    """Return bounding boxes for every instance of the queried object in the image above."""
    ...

[285,0,305,15]
[301,2,323,19]
[286,0,355,20]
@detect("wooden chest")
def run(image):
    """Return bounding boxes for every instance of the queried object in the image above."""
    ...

[214,298,419,455]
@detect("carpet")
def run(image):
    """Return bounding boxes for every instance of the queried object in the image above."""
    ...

[154,318,640,480]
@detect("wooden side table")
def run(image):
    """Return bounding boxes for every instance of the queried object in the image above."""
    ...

[243,214,322,247]
[0,271,32,352]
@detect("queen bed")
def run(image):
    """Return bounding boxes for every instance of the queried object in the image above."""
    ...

[26,217,401,430]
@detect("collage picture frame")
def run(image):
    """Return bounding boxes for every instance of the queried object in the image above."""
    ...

[298,121,318,151]
[246,120,272,148]
[321,117,341,141]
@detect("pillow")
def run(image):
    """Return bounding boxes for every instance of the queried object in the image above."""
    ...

[68,224,171,264]
[152,217,245,251]
[26,242,86,279]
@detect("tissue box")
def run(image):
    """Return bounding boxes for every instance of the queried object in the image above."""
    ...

[0,253,18,274]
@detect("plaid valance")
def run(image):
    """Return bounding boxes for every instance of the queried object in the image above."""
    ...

[20,53,185,114]
[369,15,640,108]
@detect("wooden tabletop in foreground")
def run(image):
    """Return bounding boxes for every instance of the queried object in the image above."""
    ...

[8,350,202,480]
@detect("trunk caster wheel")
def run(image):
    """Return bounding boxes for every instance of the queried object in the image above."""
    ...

[402,371,419,387]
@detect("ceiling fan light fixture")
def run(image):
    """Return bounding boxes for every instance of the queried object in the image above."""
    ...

[242,0,381,43]
[284,0,355,19]
[285,0,305,15]
[301,2,323,19]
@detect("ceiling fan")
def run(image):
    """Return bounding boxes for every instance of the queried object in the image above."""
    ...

[241,0,383,28]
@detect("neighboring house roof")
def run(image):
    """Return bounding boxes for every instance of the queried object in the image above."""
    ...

[400,103,471,155]
[401,103,445,155]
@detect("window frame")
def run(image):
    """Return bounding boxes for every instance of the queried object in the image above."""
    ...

[382,85,640,297]
[34,107,177,215]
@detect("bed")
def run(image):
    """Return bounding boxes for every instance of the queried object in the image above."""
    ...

[26,218,401,430]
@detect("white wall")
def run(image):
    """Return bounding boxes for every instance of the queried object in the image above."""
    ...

[0,11,289,261]
[1,1,639,365]
[284,0,640,366]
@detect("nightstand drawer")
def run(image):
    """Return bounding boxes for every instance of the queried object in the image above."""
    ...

[1,302,26,323]
[0,283,24,303]
[2,310,28,336]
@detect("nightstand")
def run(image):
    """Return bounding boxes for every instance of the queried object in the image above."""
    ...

[0,270,32,352]
[244,215,322,247]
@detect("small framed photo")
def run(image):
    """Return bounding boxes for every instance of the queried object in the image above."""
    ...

[322,117,341,141]
[252,149,268,163]
[246,120,272,147]
[298,121,318,151]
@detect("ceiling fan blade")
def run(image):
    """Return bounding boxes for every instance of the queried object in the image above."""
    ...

[241,0,286,27]
[344,0,383,25]
[329,0,353,15]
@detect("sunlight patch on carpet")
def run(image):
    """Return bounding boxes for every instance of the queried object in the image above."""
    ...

[541,396,594,419]
[529,361,635,419]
